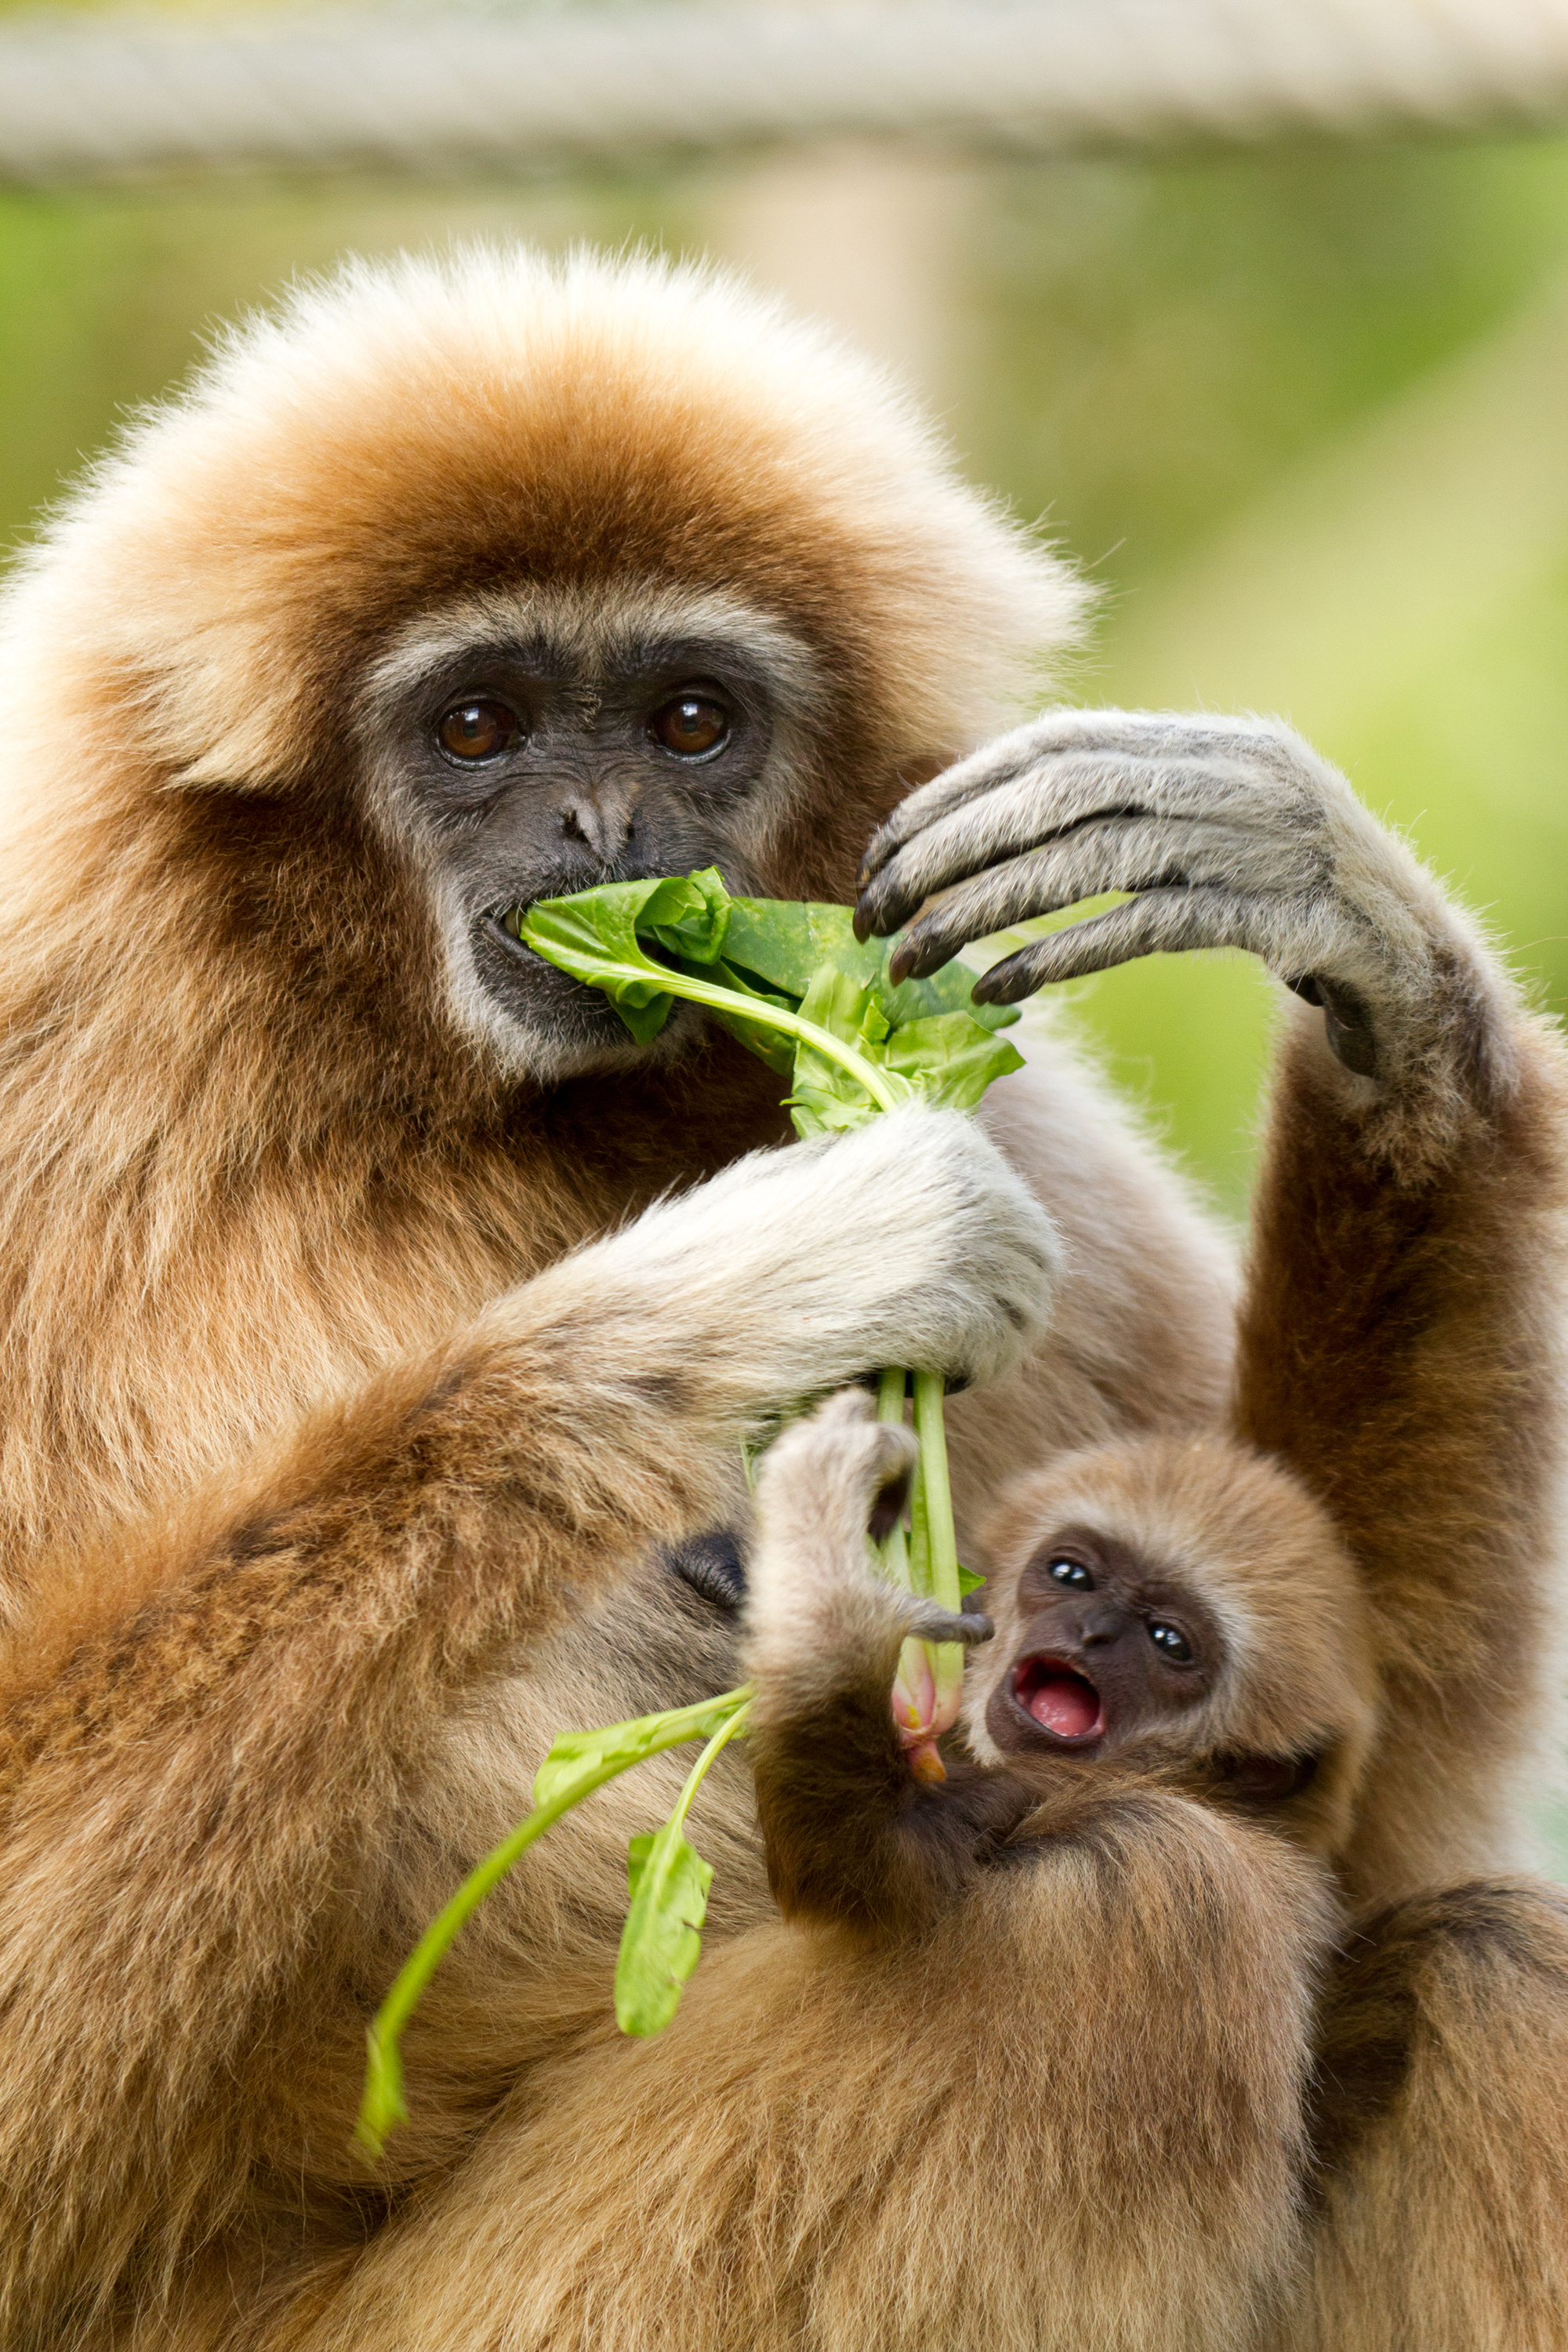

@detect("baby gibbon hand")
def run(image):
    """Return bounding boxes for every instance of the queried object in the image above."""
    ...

[745,1392,992,1716]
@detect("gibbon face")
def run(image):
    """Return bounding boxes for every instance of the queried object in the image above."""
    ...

[361,582,827,1076]
[971,1434,1380,1853]
[985,1521,1225,1760]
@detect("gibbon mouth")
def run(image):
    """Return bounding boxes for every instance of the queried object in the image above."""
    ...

[1010,1655,1105,1744]
[478,913,646,1037]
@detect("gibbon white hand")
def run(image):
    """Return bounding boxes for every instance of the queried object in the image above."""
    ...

[857,710,1472,1083]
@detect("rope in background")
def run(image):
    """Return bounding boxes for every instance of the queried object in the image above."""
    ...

[2,0,1568,183]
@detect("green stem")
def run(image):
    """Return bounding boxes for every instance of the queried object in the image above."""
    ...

[912,1370,960,1617]
[907,1427,931,1599]
[669,1697,754,1833]
[356,1686,751,2155]
[570,959,905,1116]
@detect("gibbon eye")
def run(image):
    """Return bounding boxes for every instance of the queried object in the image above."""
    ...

[1048,1559,1093,1589]
[437,699,522,763]
[1148,1621,1194,1664]
[649,694,730,758]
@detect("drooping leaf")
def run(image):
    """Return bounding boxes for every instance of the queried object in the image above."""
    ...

[532,1691,750,1812]
[956,1562,986,1598]
[615,1820,714,2038]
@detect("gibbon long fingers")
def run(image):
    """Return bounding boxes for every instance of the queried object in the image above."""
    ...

[887,813,1322,984]
[971,889,1282,1002]
[858,746,1320,936]
[859,710,1511,1097]
[858,706,1310,880]
[857,706,1334,896]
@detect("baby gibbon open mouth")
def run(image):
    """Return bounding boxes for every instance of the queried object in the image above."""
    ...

[1010,1655,1105,1743]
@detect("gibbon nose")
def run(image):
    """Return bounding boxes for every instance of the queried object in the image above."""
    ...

[560,786,637,862]
[1065,1601,1130,1651]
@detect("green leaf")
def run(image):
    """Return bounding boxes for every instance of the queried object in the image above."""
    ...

[615,1820,714,2038]
[532,1691,750,1811]
[883,1012,1025,1112]
[640,868,732,964]
[722,894,1020,1037]
[517,880,684,1044]
[956,1562,986,1597]
[700,958,800,1079]
[784,966,916,1137]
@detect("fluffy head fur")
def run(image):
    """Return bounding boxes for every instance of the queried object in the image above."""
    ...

[0,245,1082,820]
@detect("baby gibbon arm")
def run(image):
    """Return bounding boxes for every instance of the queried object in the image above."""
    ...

[858,713,1568,1896]
[745,1394,1022,1940]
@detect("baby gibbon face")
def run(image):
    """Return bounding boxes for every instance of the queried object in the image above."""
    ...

[985,1523,1223,1762]
[968,1435,1380,1857]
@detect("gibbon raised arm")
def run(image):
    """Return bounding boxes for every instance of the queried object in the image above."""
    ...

[859,710,1568,2349]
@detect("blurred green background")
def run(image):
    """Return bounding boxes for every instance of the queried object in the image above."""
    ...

[4,132,1567,1218]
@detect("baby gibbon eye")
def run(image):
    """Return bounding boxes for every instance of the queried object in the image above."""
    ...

[649,694,730,758]
[1048,1559,1093,1589]
[1147,1621,1194,1664]
[437,699,522,763]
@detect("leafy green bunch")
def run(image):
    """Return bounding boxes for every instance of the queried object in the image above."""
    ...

[356,870,1021,2158]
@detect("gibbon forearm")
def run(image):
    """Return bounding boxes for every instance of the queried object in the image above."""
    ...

[1234,996,1568,1898]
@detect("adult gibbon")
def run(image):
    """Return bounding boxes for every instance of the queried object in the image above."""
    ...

[0,247,1558,2347]
[0,246,1222,2346]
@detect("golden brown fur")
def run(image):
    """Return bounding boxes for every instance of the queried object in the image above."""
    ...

[970,989,1568,2345]
[281,1791,1331,2352]
[1276,1879,1568,2351]
[1233,1006,1568,2350]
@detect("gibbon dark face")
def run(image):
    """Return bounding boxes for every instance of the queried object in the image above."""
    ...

[361,587,818,1076]
[985,1525,1221,1760]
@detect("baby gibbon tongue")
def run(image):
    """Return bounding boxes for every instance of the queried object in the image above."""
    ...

[1023,1669,1101,1739]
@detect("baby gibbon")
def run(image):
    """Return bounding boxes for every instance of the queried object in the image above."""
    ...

[748,1395,1378,1944]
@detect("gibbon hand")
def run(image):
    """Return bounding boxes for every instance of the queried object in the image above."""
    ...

[855,709,1501,1092]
